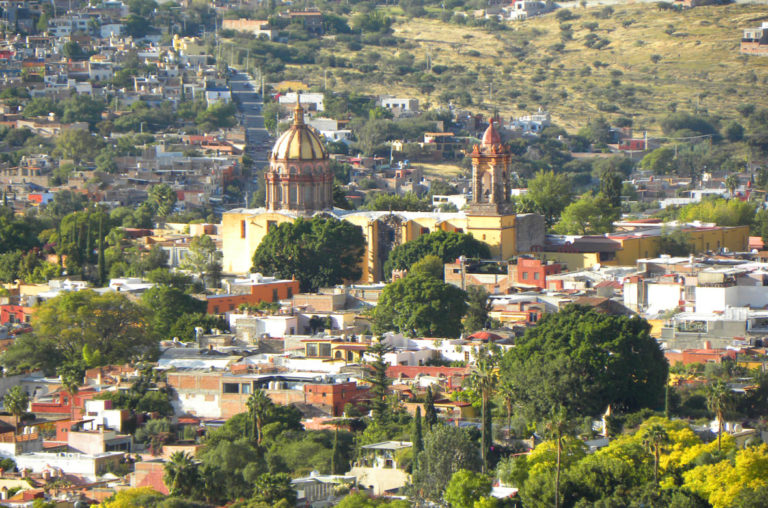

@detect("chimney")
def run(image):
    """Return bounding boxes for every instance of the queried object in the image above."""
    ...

[703,340,711,350]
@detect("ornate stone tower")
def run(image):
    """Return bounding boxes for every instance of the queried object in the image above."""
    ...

[465,119,518,260]
[265,102,333,213]
[468,119,513,214]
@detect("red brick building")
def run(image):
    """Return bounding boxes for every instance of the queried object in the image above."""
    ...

[304,382,369,416]
[516,257,562,289]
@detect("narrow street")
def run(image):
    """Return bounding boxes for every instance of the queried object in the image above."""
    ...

[229,69,272,207]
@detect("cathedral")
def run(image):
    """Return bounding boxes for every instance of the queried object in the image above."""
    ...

[221,107,545,283]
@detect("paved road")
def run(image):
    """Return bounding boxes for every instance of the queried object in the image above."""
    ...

[229,69,272,207]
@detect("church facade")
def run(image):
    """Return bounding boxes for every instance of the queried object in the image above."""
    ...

[221,111,545,283]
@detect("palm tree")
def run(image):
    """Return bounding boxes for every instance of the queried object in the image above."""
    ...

[469,346,498,473]
[246,389,273,446]
[163,451,199,497]
[497,377,515,443]
[706,379,732,452]
[57,363,83,421]
[642,423,669,485]
[3,386,29,434]
[544,406,571,508]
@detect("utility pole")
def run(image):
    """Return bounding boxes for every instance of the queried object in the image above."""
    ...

[324,69,327,90]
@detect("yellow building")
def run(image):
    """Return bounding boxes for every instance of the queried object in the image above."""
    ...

[531,223,750,271]
[221,117,545,282]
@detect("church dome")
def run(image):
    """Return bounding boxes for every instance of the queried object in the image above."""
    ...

[481,119,501,146]
[270,103,328,161]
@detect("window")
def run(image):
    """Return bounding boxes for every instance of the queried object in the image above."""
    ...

[287,287,293,298]
[464,351,470,362]
[213,306,219,314]
[421,227,429,235]
[534,272,540,280]
[522,272,529,280]
[455,228,463,233]
[223,383,239,394]
[319,343,332,357]
[241,384,251,394]
[240,220,246,239]
[272,289,279,301]
[307,343,319,357]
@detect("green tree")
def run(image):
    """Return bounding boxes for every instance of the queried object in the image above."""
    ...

[54,129,103,163]
[141,285,206,340]
[501,305,667,419]
[246,389,273,446]
[463,286,490,334]
[181,235,222,288]
[384,230,490,279]
[250,473,297,505]
[163,451,200,498]
[444,469,493,508]
[366,339,393,423]
[412,406,423,455]
[3,386,29,433]
[658,228,694,256]
[57,362,84,420]
[640,146,676,175]
[469,347,498,473]
[251,216,365,292]
[554,192,618,235]
[725,174,739,197]
[373,273,467,338]
[409,255,444,280]
[526,170,574,227]
[642,423,669,484]
[411,425,482,501]
[3,290,156,373]
[706,379,732,452]
[424,386,437,430]
[147,183,177,218]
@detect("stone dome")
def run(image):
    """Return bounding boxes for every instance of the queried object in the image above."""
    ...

[270,103,328,161]
[481,119,501,146]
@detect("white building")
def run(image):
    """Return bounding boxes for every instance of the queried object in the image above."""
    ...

[14,451,124,481]
[278,92,324,112]
[205,87,232,107]
[510,109,551,134]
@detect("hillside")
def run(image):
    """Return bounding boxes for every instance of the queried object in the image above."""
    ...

[272,2,768,135]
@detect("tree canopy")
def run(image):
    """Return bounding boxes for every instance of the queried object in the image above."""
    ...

[501,305,667,419]
[2,290,156,375]
[251,216,365,292]
[372,273,467,338]
[383,230,490,278]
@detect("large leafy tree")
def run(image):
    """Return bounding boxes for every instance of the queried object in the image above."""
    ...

[140,285,207,340]
[372,273,467,338]
[252,216,365,292]
[383,230,490,277]
[411,424,481,501]
[181,234,222,288]
[501,305,667,419]
[554,192,618,235]
[526,170,574,228]
[444,469,493,508]
[250,473,297,505]
[2,290,157,374]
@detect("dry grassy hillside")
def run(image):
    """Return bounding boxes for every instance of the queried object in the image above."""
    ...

[329,3,768,133]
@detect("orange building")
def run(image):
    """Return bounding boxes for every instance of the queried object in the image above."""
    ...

[206,275,300,314]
